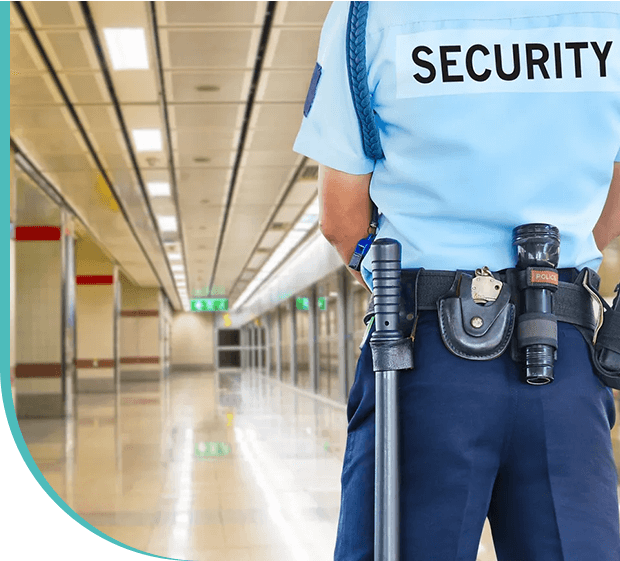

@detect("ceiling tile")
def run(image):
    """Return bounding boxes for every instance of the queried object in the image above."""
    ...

[177,150,236,168]
[44,31,92,70]
[78,105,116,131]
[279,2,331,25]
[260,229,286,249]
[63,73,107,104]
[112,72,160,104]
[172,104,243,129]
[175,129,239,152]
[241,150,300,168]
[164,2,261,25]
[31,1,76,26]
[285,180,317,205]
[168,71,250,103]
[258,70,313,102]
[273,204,304,223]
[11,33,39,71]
[167,29,254,68]
[11,75,57,105]
[11,106,72,130]
[247,128,299,151]
[176,168,230,202]
[251,102,304,128]
[267,29,320,68]
[121,104,163,130]
[247,252,269,270]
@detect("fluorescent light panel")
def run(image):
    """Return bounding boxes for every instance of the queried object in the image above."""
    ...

[147,182,170,197]
[103,28,149,70]
[171,264,184,272]
[132,129,162,152]
[168,252,182,260]
[158,215,177,232]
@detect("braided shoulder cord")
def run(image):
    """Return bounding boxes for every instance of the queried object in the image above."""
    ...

[346,1,384,161]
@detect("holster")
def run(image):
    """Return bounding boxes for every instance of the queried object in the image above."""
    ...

[437,272,516,360]
[589,280,620,389]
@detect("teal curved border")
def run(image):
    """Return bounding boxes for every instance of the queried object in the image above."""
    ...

[3,4,179,559]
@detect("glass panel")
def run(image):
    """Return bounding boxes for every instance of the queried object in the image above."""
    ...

[295,292,310,390]
[315,271,342,399]
[218,329,240,346]
[281,304,291,379]
[269,312,277,377]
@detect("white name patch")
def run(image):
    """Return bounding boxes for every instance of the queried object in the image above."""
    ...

[395,27,620,98]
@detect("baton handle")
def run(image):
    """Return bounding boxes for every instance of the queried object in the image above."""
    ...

[371,239,402,340]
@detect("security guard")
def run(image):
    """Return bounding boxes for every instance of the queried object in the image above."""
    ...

[294,2,620,560]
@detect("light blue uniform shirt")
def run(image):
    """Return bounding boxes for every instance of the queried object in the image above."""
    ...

[294,1,620,289]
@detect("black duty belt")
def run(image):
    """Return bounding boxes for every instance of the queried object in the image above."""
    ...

[364,268,598,335]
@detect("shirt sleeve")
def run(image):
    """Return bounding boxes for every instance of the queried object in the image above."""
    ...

[293,1,375,175]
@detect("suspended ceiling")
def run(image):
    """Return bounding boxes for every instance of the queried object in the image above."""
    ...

[10,1,620,308]
[10,1,327,310]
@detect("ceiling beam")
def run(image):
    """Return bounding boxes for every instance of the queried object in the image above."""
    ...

[207,1,278,295]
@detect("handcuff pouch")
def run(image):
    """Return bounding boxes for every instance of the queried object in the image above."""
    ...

[438,272,515,360]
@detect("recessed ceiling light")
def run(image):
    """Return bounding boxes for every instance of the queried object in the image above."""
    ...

[195,85,220,92]
[168,252,182,260]
[103,28,149,70]
[171,264,184,272]
[132,129,162,152]
[193,157,210,163]
[147,182,170,197]
[157,215,177,232]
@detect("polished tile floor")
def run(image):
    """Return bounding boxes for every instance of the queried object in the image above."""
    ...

[18,371,620,561]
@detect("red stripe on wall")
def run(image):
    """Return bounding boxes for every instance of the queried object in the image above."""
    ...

[15,363,62,378]
[120,356,160,364]
[75,359,115,368]
[15,226,61,241]
[120,310,159,317]
[76,275,114,285]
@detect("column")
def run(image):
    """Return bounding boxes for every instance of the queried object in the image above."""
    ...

[249,326,254,370]
[290,299,297,386]
[61,210,77,416]
[241,327,248,370]
[337,268,349,402]
[308,285,318,394]
[14,223,64,417]
[264,314,272,378]
[9,147,16,410]
[120,279,162,382]
[276,307,282,382]
[75,237,116,393]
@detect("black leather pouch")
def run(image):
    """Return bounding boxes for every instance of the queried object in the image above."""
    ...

[437,273,516,360]
[593,283,620,389]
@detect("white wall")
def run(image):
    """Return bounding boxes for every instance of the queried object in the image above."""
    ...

[171,312,214,367]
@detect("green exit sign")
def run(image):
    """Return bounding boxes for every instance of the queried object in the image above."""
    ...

[190,298,228,312]
[296,297,327,311]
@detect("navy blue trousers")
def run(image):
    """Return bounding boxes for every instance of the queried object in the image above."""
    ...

[334,311,619,561]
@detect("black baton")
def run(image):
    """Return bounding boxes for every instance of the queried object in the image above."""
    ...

[370,239,403,561]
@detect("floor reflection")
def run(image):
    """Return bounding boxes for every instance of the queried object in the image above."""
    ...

[16,372,620,561]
